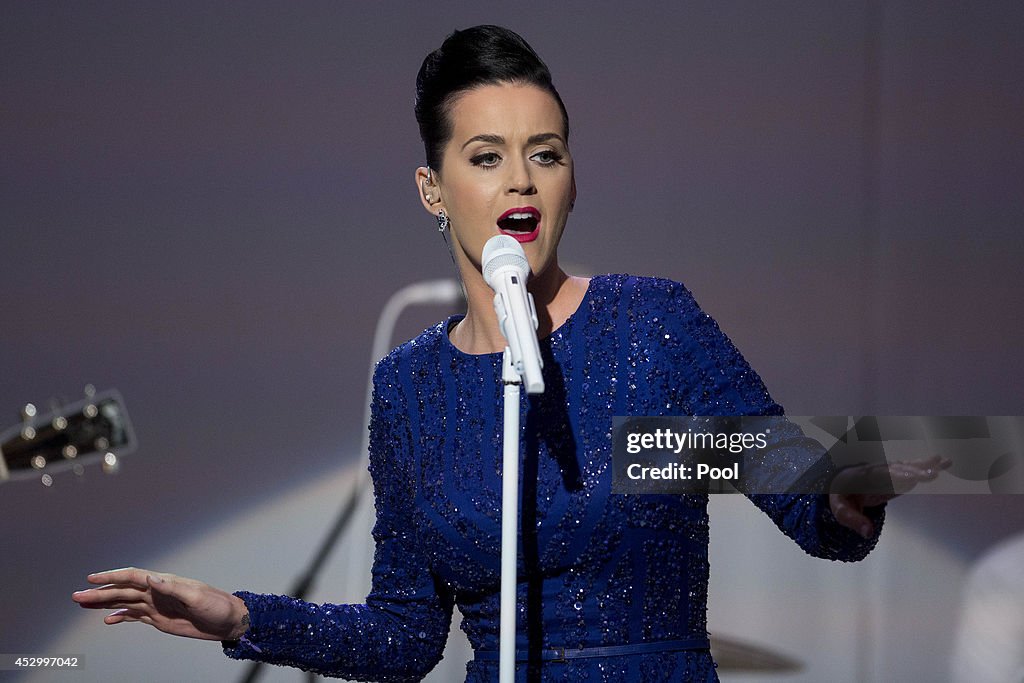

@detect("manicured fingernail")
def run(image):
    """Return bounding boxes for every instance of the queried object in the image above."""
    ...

[148,575,163,584]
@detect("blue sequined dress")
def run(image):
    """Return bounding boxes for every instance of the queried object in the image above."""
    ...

[223,274,884,681]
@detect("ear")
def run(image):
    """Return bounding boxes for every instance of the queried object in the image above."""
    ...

[416,166,441,215]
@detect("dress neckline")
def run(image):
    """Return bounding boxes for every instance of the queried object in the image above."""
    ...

[442,276,598,359]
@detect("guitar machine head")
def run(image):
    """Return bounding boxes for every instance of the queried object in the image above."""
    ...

[0,385,136,486]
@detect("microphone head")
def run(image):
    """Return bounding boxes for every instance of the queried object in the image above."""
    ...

[482,235,530,290]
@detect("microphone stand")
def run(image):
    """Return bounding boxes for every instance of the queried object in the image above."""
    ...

[499,347,521,683]
[482,235,545,683]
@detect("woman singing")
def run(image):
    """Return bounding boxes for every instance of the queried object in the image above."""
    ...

[72,25,944,682]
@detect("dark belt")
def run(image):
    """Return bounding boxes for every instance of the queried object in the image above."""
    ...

[475,637,710,663]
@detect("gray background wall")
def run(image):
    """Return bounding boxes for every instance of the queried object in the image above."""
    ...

[2,2,1022,681]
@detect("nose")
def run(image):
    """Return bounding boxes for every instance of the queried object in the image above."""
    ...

[505,155,536,195]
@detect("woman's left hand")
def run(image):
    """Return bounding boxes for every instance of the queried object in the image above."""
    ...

[829,455,951,539]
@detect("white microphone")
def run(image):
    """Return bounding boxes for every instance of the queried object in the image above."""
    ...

[482,235,545,394]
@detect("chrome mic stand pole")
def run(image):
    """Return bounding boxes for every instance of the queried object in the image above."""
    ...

[499,347,522,683]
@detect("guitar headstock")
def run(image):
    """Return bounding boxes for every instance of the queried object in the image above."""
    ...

[0,386,136,486]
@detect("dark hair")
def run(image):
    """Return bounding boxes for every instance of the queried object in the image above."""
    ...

[415,25,569,173]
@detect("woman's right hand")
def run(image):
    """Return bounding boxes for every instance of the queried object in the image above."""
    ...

[72,567,249,641]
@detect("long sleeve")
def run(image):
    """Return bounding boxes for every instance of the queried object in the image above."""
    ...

[658,277,885,561]
[222,356,454,681]
[734,414,886,562]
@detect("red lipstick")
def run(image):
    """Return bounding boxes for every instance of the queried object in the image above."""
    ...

[496,206,541,243]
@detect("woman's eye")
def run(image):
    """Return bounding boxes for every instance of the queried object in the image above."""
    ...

[471,152,500,167]
[533,150,563,165]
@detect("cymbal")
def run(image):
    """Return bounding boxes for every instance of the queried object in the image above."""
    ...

[710,633,803,672]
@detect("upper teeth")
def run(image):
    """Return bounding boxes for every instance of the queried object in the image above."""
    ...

[506,212,534,220]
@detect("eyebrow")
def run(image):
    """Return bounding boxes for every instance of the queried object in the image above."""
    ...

[461,132,565,150]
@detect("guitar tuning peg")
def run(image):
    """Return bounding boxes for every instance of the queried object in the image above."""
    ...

[41,473,54,487]
[21,403,37,440]
[102,452,119,474]
[82,389,98,418]
[83,385,98,419]
[48,398,67,431]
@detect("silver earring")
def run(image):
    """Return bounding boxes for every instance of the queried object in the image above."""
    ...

[436,209,449,233]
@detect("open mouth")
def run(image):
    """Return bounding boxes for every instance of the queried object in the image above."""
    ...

[497,207,541,242]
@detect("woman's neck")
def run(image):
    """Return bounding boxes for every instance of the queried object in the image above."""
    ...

[450,258,588,356]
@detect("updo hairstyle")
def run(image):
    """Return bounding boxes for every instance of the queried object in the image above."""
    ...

[414,25,570,173]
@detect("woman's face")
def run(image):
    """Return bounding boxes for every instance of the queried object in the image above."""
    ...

[419,82,575,283]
